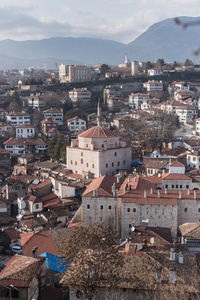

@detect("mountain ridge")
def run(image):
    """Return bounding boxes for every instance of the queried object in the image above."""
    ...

[0,16,200,68]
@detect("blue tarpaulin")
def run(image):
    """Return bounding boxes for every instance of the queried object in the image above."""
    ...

[40,252,70,273]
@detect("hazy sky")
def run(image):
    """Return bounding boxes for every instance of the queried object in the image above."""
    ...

[0,0,200,42]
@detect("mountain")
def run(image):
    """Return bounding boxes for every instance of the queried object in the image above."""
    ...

[0,37,125,68]
[127,16,200,63]
[0,16,200,69]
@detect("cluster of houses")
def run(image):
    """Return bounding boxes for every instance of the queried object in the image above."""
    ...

[1,64,200,299]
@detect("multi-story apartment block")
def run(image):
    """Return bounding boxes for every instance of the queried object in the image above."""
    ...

[6,113,30,126]
[43,108,63,126]
[59,64,92,83]
[66,125,132,177]
[68,88,91,103]
[67,117,86,132]
[16,125,35,138]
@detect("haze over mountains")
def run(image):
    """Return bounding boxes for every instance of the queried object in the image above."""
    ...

[1,16,200,69]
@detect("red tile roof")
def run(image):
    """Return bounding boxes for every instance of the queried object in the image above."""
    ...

[179,222,200,236]
[83,175,123,197]
[169,161,185,167]
[78,126,119,138]
[162,173,191,180]
[20,230,57,256]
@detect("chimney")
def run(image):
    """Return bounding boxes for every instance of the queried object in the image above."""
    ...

[157,189,160,198]
[144,190,147,198]
[93,189,98,197]
[165,189,168,195]
[194,190,197,200]
[179,191,182,199]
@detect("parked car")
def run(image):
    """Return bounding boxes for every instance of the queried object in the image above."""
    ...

[11,245,23,255]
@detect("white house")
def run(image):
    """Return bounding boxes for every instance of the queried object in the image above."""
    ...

[6,113,31,126]
[128,93,149,109]
[147,69,163,76]
[187,151,200,169]
[27,94,44,109]
[196,118,200,135]
[16,125,35,138]
[143,80,163,92]
[67,117,86,132]
[43,108,63,125]
[68,88,91,103]
[4,138,48,155]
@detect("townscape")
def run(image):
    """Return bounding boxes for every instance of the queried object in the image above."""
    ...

[0,57,200,299]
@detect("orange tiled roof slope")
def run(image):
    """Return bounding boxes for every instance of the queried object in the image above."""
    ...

[20,230,57,256]
[78,126,119,138]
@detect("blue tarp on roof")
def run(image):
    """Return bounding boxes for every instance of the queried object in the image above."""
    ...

[40,252,70,273]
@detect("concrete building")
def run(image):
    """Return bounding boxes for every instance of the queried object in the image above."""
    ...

[66,126,132,177]
[147,69,163,76]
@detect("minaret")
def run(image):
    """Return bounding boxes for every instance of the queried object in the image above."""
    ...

[125,56,128,64]
[97,99,101,126]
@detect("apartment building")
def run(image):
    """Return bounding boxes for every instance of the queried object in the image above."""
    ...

[43,108,63,126]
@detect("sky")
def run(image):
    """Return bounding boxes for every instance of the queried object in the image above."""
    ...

[0,0,200,43]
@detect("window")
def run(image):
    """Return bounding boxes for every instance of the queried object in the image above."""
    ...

[127,208,130,212]
[176,185,178,189]
[172,185,174,189]
[92,164,94,168]
[87,204,90,209]
[35,204,39,209]
[86,163,89,167]
[86,144,88,147]
[165,185,168,188]
[106,163,108,168]
[112,162,114,167]
[198,208,200,213]
[129,224,132,228]
[186,185,189,189]
[115,152,117,156]
[123,160,125,165]
[81,152,83,156]
[118,161,120,166]
[184,208,187,212]
[133,208,136,212]
[75,161,77,166]
[81,158,83,164]
[180,185,182,189]
[71,160,73,165]
[108,205,112,210]
[100,205,103,210]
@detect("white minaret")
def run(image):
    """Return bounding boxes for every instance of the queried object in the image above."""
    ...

[125,56,128,64]
[97,100,101,126]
